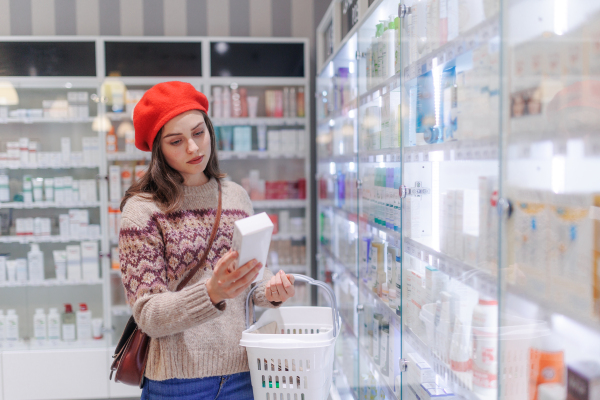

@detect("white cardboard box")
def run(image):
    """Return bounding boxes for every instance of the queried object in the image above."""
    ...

[231,212,273,283]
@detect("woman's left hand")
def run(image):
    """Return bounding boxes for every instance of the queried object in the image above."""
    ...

[265,270,295,303]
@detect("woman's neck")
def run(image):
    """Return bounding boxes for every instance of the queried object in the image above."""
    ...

[182,172,209,187]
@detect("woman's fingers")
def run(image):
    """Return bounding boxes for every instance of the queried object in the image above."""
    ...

[272,271,288,296]
[225,259,260,286]
[280,272,293,296]
[214,249,238,277]
[229,262,262,291]
[266,282,281,302]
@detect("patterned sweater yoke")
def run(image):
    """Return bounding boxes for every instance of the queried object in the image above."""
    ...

[119,177,279,381]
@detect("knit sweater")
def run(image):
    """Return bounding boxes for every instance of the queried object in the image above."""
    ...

[119,177,279,381]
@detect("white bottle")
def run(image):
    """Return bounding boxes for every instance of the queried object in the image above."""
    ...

[385,17,395,79]
[0,255,6,284]
[5,309,19,341]
[222,86,231,118]
[0,310,5,341]
[472,297,498,398]
[16,258,27,282]
[28,243,44,282]
[0,172,9,202]
[76,303,92,341]
[33,308,47,341]
[47,308,61,341]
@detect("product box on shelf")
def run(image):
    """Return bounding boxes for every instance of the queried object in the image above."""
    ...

[567,360,600,400]
[508,189,599,321]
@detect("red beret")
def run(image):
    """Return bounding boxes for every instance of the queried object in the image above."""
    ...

[133,81,209,152]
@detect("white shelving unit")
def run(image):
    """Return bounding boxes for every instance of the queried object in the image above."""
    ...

[0,36,310,400]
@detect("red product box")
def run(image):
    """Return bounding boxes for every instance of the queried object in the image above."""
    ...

[298,179,306,199]
[267,214,279,234]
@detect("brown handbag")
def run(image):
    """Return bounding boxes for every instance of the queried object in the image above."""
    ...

[110,180,223,388]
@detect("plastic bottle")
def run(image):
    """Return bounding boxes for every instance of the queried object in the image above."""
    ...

[76,303,92,341]
[296,87,305,117]
[371,240,386,294]
[380,318,390,376]
[62,304,76,341]
[529,333,565,400]
[5,309,18,341]
[47,308,61,341]
[379,21,388,79]
[449,317,472,385]
[386,246,398,308]
[372,312,383,364]
[106,126,117,153]
[381,283,389,304]
[472,297,498,398]
[222,86,231,118]
[386,17,396,79]
[23,175,33,203]
[372,33,380,87]
[33,308,47,341]
[121,163,133,195]
[28,243,44,282]
[16,258,27,282]
[0,310,5,341]
[0,171,9,202]
[369,242,379,290]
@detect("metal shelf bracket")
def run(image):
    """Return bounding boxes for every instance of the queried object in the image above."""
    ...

[400,181,430,198]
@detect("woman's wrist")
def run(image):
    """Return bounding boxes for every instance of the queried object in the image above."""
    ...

[206,278,223,305]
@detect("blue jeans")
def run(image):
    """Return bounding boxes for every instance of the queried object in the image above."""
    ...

[141,371,254,400]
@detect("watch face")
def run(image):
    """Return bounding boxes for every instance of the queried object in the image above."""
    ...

[216,301,227,311]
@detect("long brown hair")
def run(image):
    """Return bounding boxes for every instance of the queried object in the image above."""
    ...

[120,110,225,213]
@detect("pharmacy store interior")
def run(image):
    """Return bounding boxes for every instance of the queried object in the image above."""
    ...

[1,0,600,398]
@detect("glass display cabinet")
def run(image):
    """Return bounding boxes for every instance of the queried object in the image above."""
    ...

[318,0,600,399]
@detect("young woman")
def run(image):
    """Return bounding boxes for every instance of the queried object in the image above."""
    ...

[119,81,295,400]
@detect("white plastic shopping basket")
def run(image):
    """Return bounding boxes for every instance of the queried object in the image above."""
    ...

[240,274,340,400]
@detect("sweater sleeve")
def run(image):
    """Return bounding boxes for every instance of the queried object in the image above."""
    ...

[119,210,222,339]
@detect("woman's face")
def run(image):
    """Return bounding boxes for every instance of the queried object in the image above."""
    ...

[161,110,211,185]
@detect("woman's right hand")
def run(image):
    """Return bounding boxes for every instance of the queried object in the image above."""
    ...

[206,249,262,305]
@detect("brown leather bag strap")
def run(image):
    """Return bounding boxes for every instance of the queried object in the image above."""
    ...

[176,180,223,292]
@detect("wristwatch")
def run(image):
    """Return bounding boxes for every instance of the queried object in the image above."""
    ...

[213,300,227,311]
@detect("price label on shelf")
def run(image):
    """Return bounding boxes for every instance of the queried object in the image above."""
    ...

[446,47,455,62]
[467,34,477,50]
[465,147,473,160]
[446,262,456,277]
[438,259,447,274]
[444,148,452,161]
[553,140,567,155]
[482,146,491,159]
[518,144,530,159]
[456,148,464,160]
[491,147,498,159]
[438,52,445,65]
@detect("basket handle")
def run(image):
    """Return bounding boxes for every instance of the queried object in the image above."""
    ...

[245,274,340,338]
